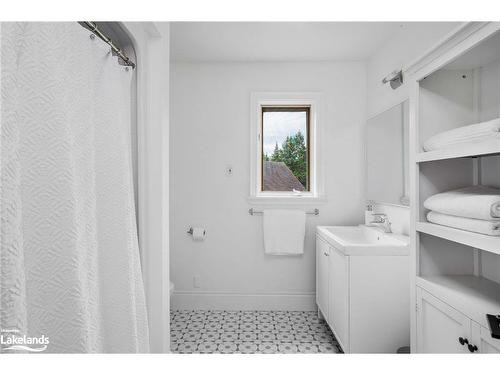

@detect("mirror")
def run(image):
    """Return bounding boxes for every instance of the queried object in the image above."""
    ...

[365,100,409,206]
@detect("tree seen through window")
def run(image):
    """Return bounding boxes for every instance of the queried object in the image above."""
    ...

[261,107,310,191]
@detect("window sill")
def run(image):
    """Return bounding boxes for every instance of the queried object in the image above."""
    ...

[246,195,327,207]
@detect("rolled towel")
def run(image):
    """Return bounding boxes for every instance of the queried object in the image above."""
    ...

[427,211,500,236]
[423,117,500,152]
[424,185,500,220]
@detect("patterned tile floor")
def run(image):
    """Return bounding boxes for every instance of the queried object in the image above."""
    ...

[170,310,343,354]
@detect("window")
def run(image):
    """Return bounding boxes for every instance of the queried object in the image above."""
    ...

[261,107,310,192]
[249,92,323,200]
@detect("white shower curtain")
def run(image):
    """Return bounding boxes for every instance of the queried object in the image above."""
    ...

[0,22,149,353]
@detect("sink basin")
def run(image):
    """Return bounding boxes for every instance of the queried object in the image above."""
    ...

[317,225,409,256]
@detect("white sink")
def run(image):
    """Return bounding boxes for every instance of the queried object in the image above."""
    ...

[317,225,409,256]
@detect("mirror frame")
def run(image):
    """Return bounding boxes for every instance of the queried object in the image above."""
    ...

[364,100,409,207]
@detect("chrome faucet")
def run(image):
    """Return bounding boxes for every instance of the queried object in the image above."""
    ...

[368,213,392,233]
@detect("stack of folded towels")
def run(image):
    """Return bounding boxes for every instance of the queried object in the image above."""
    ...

[424,185,500,236]
[423,117,500,152]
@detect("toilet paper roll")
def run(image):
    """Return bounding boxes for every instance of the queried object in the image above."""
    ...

[191,227,206,241]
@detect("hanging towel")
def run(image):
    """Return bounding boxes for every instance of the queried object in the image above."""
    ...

[423,185,500,220]
[263,209,306,255]
[423,117,500,152]
[427,211,500,236]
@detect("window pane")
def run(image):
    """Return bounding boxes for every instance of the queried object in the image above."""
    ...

[262,108,309,191]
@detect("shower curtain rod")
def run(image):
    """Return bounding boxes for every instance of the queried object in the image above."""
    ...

[80,21,136,69]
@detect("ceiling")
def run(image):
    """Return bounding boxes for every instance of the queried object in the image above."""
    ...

[170,22,408,62]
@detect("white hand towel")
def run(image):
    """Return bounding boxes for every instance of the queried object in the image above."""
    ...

[263,209,306,255]
[427,211,500,236]
[423,117,500,152]
[423,185,500,220]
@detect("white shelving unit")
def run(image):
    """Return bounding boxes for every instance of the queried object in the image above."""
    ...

[408,22,500,353]
[416,222,500,256]
[416,140,500,163]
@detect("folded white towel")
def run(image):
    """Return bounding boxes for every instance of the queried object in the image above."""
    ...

[424,185,500,220]
[427,211,500,236]
[263,209,305,255]
[423,117,500,152]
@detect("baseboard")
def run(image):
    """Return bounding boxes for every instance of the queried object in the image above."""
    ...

[171,291,316,311]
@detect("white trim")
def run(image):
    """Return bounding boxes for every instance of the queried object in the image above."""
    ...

[171,291,316,311]
[404,22,484,76]
[249,92,325,202]
[405,22,500,81]
[122,22,170,353]
[408,78,420,353]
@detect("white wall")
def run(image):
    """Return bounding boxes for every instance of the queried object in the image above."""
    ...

[479,58,500,123]
[170,62,366,310]
[365,22,463,235]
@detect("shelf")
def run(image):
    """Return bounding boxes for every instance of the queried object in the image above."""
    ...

[416,140,500,163]
[416,222,500,256]
[416,275,500,329]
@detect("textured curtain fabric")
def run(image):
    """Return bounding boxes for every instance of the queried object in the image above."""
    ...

[1,22,149,353]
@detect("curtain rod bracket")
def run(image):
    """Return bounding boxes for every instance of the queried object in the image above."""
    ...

[80,21,136,69]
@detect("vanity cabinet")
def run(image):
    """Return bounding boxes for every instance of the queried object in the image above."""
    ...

[316,230,410,353]
[316,237,330,316]
[328,245,349,349]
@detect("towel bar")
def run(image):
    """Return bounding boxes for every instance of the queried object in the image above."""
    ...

[248,208,319,216]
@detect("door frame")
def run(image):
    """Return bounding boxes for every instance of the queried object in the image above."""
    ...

[121,22,170,353]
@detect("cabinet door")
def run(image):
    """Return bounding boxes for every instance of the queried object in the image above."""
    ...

[471,321,500,353]
[416,288,470,353]
[316,236,330,317]
[329,246,349,351]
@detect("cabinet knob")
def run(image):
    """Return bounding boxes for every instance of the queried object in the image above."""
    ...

[459,337,469,346]
[467,344,478,353]
[323,252,329,256]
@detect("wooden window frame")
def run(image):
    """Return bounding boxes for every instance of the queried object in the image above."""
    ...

[260,106,311,192]
[249,92,325,203]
